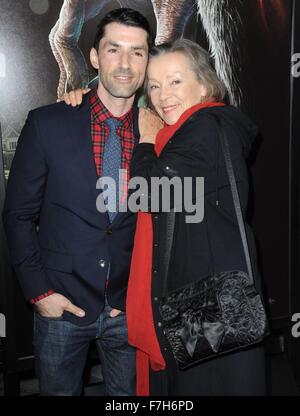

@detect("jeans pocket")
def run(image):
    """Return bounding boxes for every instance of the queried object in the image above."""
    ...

[109,309,125,318]
[35,312,64,322]
[104,303,125,319]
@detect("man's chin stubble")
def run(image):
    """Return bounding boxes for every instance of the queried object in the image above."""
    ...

[108,86,139,99]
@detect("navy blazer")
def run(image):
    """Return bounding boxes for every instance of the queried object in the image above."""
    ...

[2,93,140,325]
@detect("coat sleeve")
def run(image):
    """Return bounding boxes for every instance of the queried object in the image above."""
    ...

[2,110,53,301]
[129,114,218,213]
[131,113,221,176]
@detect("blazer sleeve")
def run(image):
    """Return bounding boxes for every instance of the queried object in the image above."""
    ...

[2,110,53,301]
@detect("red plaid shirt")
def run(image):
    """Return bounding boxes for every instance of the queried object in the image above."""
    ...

[90,89,135,178]
[31,90,135,304]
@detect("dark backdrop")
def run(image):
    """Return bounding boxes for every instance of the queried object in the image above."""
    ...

[0,0,297,392]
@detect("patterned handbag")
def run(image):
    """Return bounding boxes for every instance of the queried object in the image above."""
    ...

[159,115,269,370]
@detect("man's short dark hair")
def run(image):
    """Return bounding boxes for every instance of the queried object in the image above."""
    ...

[93,8,153,51]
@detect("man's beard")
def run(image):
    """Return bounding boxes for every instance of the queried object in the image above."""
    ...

[100,68,142,99]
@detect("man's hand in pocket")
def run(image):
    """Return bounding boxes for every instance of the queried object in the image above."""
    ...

[35,293,85,318]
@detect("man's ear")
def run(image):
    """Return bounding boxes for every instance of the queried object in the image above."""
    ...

[90,48,99,70]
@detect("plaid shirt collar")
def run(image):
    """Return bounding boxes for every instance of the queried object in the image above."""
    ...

[90,89,133,131]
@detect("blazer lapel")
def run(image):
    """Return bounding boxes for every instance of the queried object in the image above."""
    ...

[67,98,139,227]
[132,104,140,146]
[66,93,110,227]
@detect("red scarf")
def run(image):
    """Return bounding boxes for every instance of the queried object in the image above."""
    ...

[126,101,225,396]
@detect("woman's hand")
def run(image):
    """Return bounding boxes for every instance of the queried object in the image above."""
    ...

[57,88,91,107]
[138,108,164,144]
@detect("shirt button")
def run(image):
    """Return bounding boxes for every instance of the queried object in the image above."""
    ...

[106,229,113,235]
[154,215,158,220]
[154,297,159,302]
[157,322,162,327]
[154,242,158,247]
[153,270,158,275]
[99,260,106,268]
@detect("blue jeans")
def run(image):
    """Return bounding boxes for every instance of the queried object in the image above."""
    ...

[33,300,136,396]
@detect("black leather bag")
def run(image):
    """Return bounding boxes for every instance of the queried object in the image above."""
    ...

[159,115,269,370]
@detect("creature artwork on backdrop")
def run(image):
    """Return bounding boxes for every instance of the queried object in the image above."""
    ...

[49,0,288,107]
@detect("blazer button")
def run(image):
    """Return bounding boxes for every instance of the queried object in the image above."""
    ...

[106,229,113,235]
[99,260,106,268]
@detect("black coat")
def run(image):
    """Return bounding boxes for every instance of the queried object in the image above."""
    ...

[130,105,265,395]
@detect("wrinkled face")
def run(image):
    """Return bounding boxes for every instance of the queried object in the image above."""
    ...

[90,22,149,99]
[147,52,208,125]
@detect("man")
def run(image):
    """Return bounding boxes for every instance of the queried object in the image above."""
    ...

[3,8,153,396]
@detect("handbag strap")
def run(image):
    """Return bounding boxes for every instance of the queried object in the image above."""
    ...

[212,114,254,285]
[161,113,255,291]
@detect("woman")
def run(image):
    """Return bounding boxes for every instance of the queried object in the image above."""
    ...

[126,38,266,396]
[62,38,266,396]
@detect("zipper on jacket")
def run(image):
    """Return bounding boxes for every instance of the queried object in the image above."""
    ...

[215,130,220,206]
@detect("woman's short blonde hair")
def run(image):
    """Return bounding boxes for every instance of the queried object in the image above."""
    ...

[144,38,227,104]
